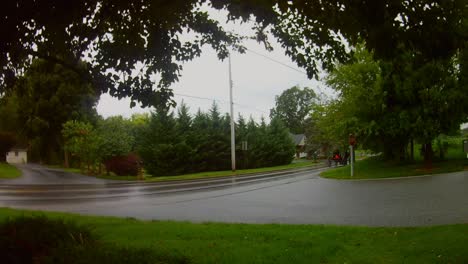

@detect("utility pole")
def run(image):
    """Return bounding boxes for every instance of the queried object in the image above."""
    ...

[229,53,236,172]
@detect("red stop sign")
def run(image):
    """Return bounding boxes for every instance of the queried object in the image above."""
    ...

[349,134,356,146]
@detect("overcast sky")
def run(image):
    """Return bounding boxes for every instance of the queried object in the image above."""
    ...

[97,8,333,122]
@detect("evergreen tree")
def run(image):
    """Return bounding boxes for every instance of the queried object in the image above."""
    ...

[139,108,183,176]
[138,105,297,176]
[176,102,192,137]
[191,109,211,172]
[176,102,195,171]
[203,103,230,171]
[266,118,296,166]
[236,114,248,169]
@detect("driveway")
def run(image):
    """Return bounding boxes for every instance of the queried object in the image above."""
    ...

[0,166,467,226]
[0,164,120,185]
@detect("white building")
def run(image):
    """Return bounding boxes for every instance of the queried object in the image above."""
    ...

[6,148,28,164]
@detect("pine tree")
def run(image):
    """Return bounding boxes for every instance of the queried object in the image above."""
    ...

[267,117,296,166]
[139,108,183,176]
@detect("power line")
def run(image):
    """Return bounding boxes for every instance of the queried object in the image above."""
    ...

[174,46,330,116]
[244,47,329,100]
[174,92,230,104]
[234,102,269,115]
[245,48,308,75]
[173,92,269,115]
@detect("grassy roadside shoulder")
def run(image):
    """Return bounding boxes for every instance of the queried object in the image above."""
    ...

[1,207,467,263]
[321,156,468,180]
[0,163,21,179]
[46,164,81,174]
[58,160,323,182]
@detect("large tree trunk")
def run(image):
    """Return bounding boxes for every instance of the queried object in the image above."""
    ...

[383,140,405,162]
[423,142,433,168]
[383,144,395,160]
[410,139,414,161]
[64,150,69,168]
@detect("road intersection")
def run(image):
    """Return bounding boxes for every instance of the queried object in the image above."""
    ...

[1,164,467,226]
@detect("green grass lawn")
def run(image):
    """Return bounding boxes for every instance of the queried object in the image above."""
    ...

[321,157,468,179]
[0,163,21,179]
[322,143,468,180]
[47,164,82,174]
[1,207,467,263]
[85,160,322,182]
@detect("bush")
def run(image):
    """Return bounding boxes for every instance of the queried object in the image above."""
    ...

[0,216,95,264]
[104,153,141,176]
[0,131,16,162]
[0,216,189,264]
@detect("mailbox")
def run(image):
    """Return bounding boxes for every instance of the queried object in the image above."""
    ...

[464,139,468,153]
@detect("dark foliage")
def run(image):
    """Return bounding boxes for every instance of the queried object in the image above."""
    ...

[104,153,141,176]
[10,59,98,164]
[138,103,295,176]
[0,216,189,264]
[0,216,95,264]
[0,131,17,162]
[0,0,243,108]
[2,1,464,108]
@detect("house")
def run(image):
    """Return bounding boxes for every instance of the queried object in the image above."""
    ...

[6,148,28,164]
[290,133,307,158]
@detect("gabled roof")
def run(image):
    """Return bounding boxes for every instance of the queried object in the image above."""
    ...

[8,143,29,152]
[290,133,306,146]
[8,148,28,152]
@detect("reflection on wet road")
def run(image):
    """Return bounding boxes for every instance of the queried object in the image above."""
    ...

[1,164,467,226]
[0,166,320,201]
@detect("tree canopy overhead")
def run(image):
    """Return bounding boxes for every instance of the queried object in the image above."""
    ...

[1,0,466,108]
[1,0,244,107]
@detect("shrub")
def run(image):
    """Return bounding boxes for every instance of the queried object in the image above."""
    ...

[0,131,16,162]
[0,216,95,264]
[104,153,141,176]
[0,216,189,264]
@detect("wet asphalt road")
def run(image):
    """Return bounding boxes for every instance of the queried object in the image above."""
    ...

[0,164,467,226]
[1,164,120,185]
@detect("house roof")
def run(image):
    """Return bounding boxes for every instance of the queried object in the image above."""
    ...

[8,143,29,152]
[8,148,28,152]
[290,133,306,146]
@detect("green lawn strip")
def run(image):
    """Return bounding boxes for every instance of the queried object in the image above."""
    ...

[1,207,467,263]
[46,164,82,174]
[321,156,468,179]
[0,163,21,179]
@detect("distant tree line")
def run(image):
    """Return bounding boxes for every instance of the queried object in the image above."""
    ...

[0,59,99,164]
[138,103,295,176]
[60,102,295,177]
[0,58,295,176]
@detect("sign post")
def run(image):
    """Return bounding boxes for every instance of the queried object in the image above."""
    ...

[349,134,356,177]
